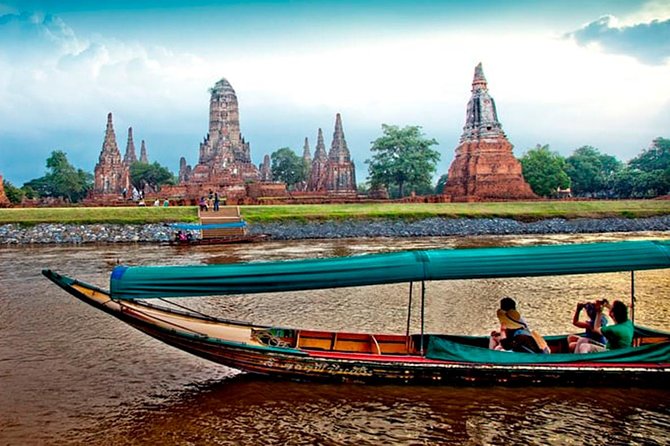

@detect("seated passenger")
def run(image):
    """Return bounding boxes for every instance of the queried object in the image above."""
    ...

[576,300,633,353]
[568,299,608,352]
[489,297,547,353]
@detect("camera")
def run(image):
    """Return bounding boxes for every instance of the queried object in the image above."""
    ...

[584,299,609,318]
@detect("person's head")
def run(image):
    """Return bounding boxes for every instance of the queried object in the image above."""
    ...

[610,300,628,323]
[500,297,517,311]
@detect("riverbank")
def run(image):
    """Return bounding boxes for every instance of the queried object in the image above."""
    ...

[1,200,670,225]
[2,215,670,244]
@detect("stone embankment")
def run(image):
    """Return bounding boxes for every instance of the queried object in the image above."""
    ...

[1,216,670,244]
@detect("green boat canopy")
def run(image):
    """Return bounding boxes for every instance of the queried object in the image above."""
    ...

[109,240,670,300]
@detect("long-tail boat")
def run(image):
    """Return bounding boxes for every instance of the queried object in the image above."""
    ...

[43,240,670,386]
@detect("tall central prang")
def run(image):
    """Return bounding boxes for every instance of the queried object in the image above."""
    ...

[186,78,259,184]
[442,63,536,201]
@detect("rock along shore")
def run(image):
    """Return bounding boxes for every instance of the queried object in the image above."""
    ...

[1,216,670,244]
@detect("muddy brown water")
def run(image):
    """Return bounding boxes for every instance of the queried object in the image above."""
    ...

[1,233,669,445]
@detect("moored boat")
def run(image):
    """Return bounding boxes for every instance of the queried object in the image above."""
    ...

[43,240,670,386]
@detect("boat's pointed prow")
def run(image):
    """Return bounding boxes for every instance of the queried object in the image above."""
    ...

[42,269,76,289]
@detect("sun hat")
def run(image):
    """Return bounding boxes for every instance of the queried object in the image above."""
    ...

[497,309,526,329]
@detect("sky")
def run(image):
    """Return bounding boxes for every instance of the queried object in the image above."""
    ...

[0,0,669,185]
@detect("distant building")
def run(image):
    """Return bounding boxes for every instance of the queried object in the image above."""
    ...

[442,63,536,201]
[307,128,329,192]
[181,78,260,185]
[306,114,357,195]
[93,114,150,198]
[0,174,10,206]
[259,154,272,182]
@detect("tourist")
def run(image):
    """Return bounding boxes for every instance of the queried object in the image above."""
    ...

[489,297,547,353]
[575,300,633,353]
[199,196,208,212]
[138,199,146,207]
[153,198,160,207]
[163,198,169,207]
[122,187,127,200]
[214,192,220,212]
[568,299,608,352]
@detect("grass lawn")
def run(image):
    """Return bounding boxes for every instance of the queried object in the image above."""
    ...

[239,201,670,222]
[0,206,199,225]
[1,200,667,225]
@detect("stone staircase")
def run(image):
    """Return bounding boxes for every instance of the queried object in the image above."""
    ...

[198,206,247,239]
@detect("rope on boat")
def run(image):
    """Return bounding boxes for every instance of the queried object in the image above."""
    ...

[157,298,215,320]
[117,301,209,338]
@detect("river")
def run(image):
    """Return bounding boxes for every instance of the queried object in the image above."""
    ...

[1,233,669,445]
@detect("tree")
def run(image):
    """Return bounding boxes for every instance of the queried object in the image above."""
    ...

[3,179,24,204]
[270,147,307,189]
[520,144,570,197]
[435,173,449,194]
[366,124,440,198]
[565,146,622,197]
[627,137,670,196]
[129,161,175,193]
[24,150,93,202]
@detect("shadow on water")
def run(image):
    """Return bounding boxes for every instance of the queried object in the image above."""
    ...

[77,374,670,446]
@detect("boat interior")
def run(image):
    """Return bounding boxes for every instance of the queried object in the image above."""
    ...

[65,277,669,358]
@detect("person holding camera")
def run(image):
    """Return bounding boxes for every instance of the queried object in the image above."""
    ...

[575,299,634,353]
[568,299,609,352]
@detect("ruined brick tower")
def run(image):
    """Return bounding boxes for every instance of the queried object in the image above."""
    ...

[123,127,138,165]
[187,78,259,184]
[443,63,536,201]
[93,113,126,194]
[324,113,357,194]
[139,140,148,163]
[307,128,329,192]
[259,154,272,182]
[0,174,10,206]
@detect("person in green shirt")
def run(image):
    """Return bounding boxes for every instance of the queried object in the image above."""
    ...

[575,300,634,353]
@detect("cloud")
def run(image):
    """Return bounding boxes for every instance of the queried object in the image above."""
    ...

[566,15,670,65]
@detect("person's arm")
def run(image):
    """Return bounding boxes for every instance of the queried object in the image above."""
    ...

[592,303,604,336]
[572,303,589,329]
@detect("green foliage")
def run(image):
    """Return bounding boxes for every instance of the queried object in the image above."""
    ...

[270,147,307,189]
[129,162,175,192]
[435,173,448,194]
[3,180,24,204]
[611,168,667,198]
[366,124,440,198]
[629,137,670,172]
[623,137,670,197]
[520,144,570,197]
[23,150,93,202]
[565,146,622,197]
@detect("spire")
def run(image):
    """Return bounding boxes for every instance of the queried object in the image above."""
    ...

[472,62,487,92]
[123,127,137,164]
[312,128,328,162]
[302,137,312,164]
[260,154,272,182]
[140,140,149,163]
[460,63,504,142]
[99,112,121,162]
[329,113,351,163]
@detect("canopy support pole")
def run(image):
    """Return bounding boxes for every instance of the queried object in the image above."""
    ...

[420,281,426,356]
[631,271,636,325]
[405,281,413,352]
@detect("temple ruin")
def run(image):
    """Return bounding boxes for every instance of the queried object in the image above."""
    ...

[305,115,357,195]
[182,78,259,185]
[0,174,10,206]
[442,63,536,201]
[91,114,152,201]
